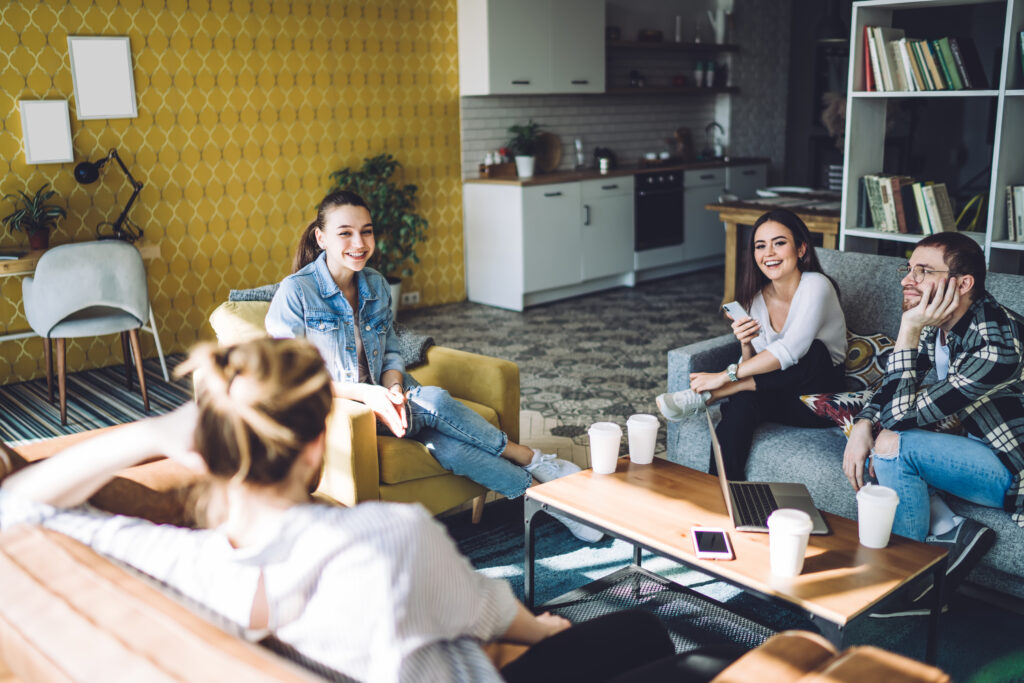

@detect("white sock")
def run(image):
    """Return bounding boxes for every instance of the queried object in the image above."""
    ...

[929,494,958,537]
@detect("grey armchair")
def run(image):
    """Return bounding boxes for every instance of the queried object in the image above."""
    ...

[21,241,151,425]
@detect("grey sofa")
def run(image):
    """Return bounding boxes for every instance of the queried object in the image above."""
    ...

[667,248,1024,598]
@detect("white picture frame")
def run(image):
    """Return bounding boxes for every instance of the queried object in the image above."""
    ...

[19,100,74,165]
[67,35,138,120]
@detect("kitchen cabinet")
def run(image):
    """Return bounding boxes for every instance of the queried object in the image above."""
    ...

[683,168,727,262]
[580,179,635,280]
[458,0,605,96]
[725,164,767,200]
[463,178,634,310]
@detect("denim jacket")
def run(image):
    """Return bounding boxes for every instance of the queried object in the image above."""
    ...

[265,252,404,385]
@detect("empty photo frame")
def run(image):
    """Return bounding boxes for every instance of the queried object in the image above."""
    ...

[19,100,74,165]
[67,36,138,119]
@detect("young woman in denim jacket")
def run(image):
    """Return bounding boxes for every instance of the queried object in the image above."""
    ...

[266,191,601,542]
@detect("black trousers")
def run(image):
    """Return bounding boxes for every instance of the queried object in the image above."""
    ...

[501,610,745,683]
[711,339,845,481]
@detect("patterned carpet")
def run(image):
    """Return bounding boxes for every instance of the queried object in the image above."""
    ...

[403,269,729,453]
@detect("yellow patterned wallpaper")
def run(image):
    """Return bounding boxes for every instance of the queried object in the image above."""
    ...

[0,0,464,385]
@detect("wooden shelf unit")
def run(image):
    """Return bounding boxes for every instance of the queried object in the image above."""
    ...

[838,0,1024,274]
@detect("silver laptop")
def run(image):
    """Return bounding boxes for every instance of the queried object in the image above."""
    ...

[705,411,830,535]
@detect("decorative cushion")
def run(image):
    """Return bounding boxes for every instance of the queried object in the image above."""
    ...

[844,330,895,391]
[799,390,875,438]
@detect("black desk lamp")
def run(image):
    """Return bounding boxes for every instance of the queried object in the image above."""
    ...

[73,149,144,242]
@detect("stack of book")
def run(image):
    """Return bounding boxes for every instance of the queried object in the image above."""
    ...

[862,26,988,91]
[858,175,957,235]
[1005,186,1024,242]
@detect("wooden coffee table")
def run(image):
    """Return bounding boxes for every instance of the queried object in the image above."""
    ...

[523,457,948,663]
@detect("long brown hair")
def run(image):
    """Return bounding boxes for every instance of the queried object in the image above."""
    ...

[292,190,371,273]
[736,208,838,309]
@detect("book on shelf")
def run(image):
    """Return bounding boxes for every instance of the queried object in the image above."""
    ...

[949,37,988,89]
[1006,186,1018,242]
[887,41,909,91]
[1011,184,1019,242]
[899,182,923,234]
[934,37,964,90]
[866,27,885,91]
[863,175,890,231]
[921,184,956,233]
[900,38,927,90]
[922,40,948,89]
[912,182,933,235]
[888,176,915,233]
[863,26,875,91]
[0,249,29,260]
[874,27,907,91]
[857,177,872,227]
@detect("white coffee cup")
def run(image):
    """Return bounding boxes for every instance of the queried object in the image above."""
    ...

[766,509,814,577]
[588,422,622,474]
[626,414,659,465]
[857,484,900,548]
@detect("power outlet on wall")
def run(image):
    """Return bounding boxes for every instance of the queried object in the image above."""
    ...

[400,291,420,307]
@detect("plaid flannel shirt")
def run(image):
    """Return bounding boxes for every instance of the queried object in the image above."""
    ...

[857,292,1024,527]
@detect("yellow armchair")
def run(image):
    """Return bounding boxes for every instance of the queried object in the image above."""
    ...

[208,301,519,519]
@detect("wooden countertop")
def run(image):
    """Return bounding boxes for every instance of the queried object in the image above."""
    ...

[465,157,769,186]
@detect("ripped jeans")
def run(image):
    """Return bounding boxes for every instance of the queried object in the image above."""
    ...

[870,429,1011,541]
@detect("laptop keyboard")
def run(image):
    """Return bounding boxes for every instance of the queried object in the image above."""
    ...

[730,482,779,527]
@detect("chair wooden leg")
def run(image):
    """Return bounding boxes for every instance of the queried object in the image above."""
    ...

[128,329,149,413]
[471,494,486,524]
[121,332,133,391]
[44,338,53,404]
[56,338,67,426]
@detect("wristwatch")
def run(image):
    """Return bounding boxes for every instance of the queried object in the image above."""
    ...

[726,363,740,382]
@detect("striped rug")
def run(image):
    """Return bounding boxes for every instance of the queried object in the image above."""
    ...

[0,355,191,446]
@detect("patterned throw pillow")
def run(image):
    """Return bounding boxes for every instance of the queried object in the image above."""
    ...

[844,330,895,391]
[799,390,876,438]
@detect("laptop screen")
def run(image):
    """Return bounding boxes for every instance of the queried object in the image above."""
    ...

[705,410,734,520]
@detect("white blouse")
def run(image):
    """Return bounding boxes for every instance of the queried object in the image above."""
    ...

[749,271,847,370]
[0,493,516,683]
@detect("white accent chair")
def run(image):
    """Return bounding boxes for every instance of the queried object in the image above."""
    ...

[21,241,151,425]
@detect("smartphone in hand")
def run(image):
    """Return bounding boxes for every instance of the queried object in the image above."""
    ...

[721,301,749,321]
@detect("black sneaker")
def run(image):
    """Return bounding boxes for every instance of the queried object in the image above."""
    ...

[869,576,946,618]
[938,518,995,592]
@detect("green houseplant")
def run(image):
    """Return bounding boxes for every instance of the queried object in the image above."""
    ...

[327,154,429,315]
[506,120,543,179]
[2,183,66,250]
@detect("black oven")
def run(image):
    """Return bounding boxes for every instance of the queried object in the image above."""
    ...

[634,170,683,251]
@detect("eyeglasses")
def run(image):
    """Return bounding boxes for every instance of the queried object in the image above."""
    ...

[896,264,950,283]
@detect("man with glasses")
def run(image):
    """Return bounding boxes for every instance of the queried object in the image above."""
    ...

[843,232,1024,617]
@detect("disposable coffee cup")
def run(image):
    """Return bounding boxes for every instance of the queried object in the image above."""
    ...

[766,509,814,577]
[588,422,622,474]
[626,414,659,465]
[857,484,900,548]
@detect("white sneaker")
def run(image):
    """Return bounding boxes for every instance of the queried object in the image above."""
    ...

[524,449,581,483]
[523,449,604,542]
[656,389,711,422]
[550,511,604,543]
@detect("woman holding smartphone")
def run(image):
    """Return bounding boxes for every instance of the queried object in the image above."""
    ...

[266,190,601,542]
[657,209,847,480]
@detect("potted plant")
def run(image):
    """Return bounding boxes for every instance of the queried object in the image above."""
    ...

[2,183,66,250]
[327,154,429,319]
[506,120,543,179]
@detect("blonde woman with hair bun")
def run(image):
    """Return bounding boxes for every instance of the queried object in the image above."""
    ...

[0,338,695,682]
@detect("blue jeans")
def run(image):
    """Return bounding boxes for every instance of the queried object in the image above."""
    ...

[388,385,532,499]
[870,429,1011,541]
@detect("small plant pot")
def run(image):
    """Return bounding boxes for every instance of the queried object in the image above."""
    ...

[28,230,49,250]
[514,155,536,179]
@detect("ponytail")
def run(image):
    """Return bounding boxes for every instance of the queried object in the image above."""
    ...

[292,220,323,273]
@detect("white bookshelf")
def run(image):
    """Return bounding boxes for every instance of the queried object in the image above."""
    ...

[839,0,1024,274]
